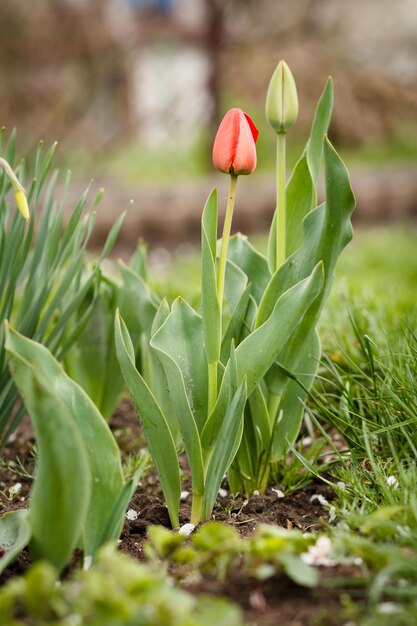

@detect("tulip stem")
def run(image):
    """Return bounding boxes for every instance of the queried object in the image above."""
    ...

[276,133,286,270]
[207,361,217,415]
[217,173,238,311]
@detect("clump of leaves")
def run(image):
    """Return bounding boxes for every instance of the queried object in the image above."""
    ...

[0,545,243,626]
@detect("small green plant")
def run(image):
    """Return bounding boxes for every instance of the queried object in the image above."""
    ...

[63,241,150,421]
[115,61,355,526]
[0,545,244,626]
[0,130,125,445]
[146,521,319,588]
[0,327,149,574]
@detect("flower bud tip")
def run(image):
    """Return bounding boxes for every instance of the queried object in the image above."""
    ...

[265,60,299,135]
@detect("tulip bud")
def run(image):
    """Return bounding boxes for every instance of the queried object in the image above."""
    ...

[212,108,258,176]
[265,60,298,135]
[15,189,30,221]
[0,157,30,220]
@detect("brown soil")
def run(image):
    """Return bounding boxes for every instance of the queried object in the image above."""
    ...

[0,400,364,625]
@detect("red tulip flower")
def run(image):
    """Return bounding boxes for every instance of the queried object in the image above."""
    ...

[212,108,258,176]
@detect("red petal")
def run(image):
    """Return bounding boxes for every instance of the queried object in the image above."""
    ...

[244,113,259,143]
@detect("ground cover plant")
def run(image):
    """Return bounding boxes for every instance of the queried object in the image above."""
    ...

[0,58,416,626]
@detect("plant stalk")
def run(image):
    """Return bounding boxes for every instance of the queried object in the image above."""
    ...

[207,360,217,415]
[190,492,204,525]
[217,174,238,309]
[276,133,286,270]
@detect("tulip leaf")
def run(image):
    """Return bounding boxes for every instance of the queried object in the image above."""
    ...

[234,262,324,396]
[5,334,91,571]
[202,378,247,520]
[201,262,324,452]
[149,299,179,444]
[220,283,252,364]
[118,260,160,339]
[151,298,208,434]
[258,137,355,328]
[98,454,149,546]
[115,312,180,529]
[5,326,125,560]
[272,329,321,460]
[226,234,270,305]
[0,510,31,574]
[201,189,221,365]
[307,77,334,185]
[64,278,124,421]
[150,300,205,498]
[223,259,248,320]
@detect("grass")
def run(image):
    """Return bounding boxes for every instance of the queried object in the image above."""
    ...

[149,225,417,622]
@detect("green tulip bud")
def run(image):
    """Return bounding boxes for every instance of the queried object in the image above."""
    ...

[265,60,299,135]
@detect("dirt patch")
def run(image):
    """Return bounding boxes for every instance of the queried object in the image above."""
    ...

[0,400,362,625]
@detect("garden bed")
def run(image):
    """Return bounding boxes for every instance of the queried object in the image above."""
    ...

[0,400,366,626]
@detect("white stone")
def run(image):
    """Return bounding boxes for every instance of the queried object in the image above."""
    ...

[179,523,195,536]
[126,509,139,521]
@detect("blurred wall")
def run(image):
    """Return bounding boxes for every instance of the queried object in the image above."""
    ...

[0,0,416,153]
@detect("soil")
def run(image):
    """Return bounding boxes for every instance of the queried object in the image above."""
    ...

[0,399,364,625]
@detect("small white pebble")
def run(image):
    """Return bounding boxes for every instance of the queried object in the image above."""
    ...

[354,557,363,566]
[301,536,336,567]
[139,447,147,456]
[218,488,228,498]
[377,602,400,615]
[253,490,260,496]
[303,436,312,446]
[83,555,93,571]
[271,488,285,498]
[310,494,330,507]
[9,482,22,496]
[386,476,399,489]
[396,525,410,537]
[336,481,346,490]
[126,509,139,521]
[180,491,190,501]
[179,523,195,536]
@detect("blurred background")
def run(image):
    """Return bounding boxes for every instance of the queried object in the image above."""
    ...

[0,0,416,253]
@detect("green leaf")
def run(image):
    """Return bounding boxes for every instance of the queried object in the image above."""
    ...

[285,154,315,258]
[202,263,324,451]
[280,554,319,588]
[220,283,251,364]
[271,329,321,460]
[0,510,31,574]
[202,378,247,519]
[98,455,148,546]
[267,78,333,271]
[226,234,270,305]
[115,312,181,528]
[150,299,205,498]
[151,298,208,434]
[201,189,221,365]
[307,77,334,184]
[118,260,160,339]
[5,326,125,560]
[5,337,91,571]
[234,263,324,396]
[258,138,355,329]
[223,260,248,320]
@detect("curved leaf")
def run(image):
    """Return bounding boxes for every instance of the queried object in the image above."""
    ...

[5,326,125,559]
[115,312,181,528]
[5,337,91,571]
[0,509,31,574]
[201,263,324,451]
[151,298,208,434]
